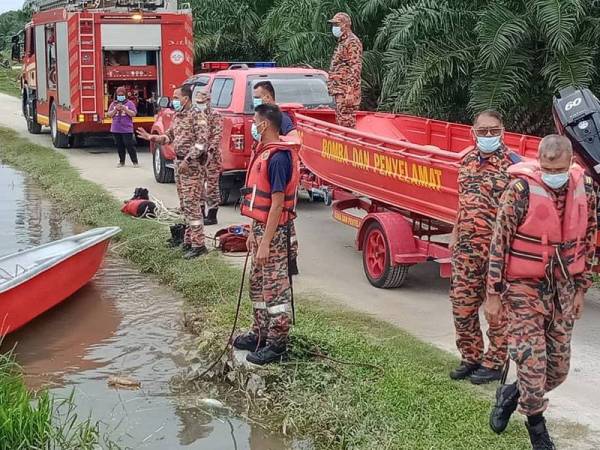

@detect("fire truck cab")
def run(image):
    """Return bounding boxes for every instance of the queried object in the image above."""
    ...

[150,62,333,204]
[13,0,193,149]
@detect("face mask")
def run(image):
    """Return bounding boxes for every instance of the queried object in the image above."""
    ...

[194,103,207,112]
[116,95,126,102]
[476,136,501,154]
[172,99,183,112]
[332,26,342,38]
[252,97,263,108]
[251,122,261,141]
[541,172,569,190]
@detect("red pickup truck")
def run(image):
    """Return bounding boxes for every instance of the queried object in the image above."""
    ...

[150,62,332,204]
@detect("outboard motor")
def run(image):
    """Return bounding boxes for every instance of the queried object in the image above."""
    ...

[552,87,600,183]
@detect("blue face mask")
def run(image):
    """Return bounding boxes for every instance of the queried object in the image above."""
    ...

[541,171,569,190]
[332,26,342,38]
[252,97,263,109]
[172,99,182,112]
[476,136,501,154]
[116,95,126,102]
[251,122,261,141]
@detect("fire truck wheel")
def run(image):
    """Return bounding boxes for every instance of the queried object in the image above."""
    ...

[219,175,231,205]
[50,103,69,149]
[153,144,175,183]
[362,221,409,289]
[24,96,42,135]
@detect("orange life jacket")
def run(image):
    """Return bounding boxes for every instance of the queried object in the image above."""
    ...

[121,199,155,218]
[240,141,300,225]
[505,162,589,280]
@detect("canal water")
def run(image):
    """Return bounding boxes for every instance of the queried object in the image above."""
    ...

[0,163,299,449]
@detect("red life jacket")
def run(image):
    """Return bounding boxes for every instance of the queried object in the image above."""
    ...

[240,141,300,225]
[505,162,589,280]
[121,199,155,218]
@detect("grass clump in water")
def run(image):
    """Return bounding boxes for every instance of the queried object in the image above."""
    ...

[0,350,112,450]
[0,127,539,449]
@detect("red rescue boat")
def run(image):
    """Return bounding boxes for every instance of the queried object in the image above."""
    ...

[295,109,541,288]
[0,227,120,336]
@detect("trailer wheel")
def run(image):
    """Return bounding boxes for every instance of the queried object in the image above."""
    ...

[50,103,69,148]
[362,221,409,288]
[153,144,175,183]
[219,175,231,205]
[24,95,42,135]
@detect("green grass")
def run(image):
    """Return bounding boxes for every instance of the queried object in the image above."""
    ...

[0,126,532,449]
[0,67,20,97]
[0,351,112,450]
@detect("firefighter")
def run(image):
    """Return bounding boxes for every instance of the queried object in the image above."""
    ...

[136,85,213,259]
[234,103,300,365]
[193,90,223,226]
[327,12,362,128]
[487,135,596,449]
[448,110,521,384]
[252,81,299,142]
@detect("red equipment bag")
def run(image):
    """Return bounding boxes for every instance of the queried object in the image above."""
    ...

[121,187,156,218]
[215,224,250,253]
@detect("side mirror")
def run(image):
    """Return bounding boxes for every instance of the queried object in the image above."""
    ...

[157,96,170,109]
[11,36,21,62]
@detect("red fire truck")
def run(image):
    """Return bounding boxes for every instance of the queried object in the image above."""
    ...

[13,0,193,148]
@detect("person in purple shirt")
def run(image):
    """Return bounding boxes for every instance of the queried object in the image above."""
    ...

[107,86,138,167]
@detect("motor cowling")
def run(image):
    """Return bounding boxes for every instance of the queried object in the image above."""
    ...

[552,87,600,183]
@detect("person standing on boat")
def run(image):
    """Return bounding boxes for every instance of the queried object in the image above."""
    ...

[487,135,596,449]
[193,90,223,226]
[107,86,138,168]
[234,103,300,365]
[327,12,362,128]
[448,110,521,384]
[136,85,212,259]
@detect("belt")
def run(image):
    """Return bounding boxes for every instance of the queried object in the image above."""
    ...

[176,155,185,161]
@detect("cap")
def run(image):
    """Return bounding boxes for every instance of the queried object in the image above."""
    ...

[328,12,351,26]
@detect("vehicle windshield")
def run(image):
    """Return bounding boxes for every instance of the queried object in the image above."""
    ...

[246,74,334,112]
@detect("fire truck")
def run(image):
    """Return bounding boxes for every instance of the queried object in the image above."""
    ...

[12,0,193,148]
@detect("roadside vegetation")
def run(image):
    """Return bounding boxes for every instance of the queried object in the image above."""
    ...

[0,67,21,97]
[0,126,540,449]
[0,350,112,450]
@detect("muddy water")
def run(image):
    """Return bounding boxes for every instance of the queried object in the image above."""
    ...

[0,163,298,449]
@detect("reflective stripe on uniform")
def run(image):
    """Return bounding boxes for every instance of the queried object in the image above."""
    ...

[252,301,267,310]
[268,303,290,315]
[188,219,203,226]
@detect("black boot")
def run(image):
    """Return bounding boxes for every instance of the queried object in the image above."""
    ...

[182,243,192,252]
[289,256,299,276]
[526,418,555,450]
[470,366,503,385]
[246,341,287,365]
[233,332,266,351]
[183,245,208,259]
[449,361,480,380]
[167,223,186,247]
[490,382,519,433]
[204,208,218,226]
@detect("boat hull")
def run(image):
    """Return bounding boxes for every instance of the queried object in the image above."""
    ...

[0,240,110,336]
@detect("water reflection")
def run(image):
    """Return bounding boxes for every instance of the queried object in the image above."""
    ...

[0,163,297,449]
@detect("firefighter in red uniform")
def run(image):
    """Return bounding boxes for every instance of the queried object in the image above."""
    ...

[234,103,300,365]
[487,135,597,449]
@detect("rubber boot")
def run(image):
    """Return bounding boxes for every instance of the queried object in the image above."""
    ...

[167,223,186,247]
[204,208,218,226]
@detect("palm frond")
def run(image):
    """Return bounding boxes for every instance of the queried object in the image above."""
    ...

[541,44,596,90]
[531,0,584,54]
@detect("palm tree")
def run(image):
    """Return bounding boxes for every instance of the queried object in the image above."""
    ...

[376,0,600,133]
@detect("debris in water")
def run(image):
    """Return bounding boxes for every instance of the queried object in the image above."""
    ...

[107,375,141,389]
[198,398,225,409]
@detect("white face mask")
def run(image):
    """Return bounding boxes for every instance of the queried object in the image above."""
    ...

[541,171,569,189]
[332,26,342,38]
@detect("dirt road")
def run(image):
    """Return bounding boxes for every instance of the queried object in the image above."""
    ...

[1,93,599,445]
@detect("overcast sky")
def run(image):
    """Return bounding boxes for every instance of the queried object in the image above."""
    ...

[0,0,25,14]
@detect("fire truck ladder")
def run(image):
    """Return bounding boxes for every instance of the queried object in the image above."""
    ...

[78,15,97,114]
[29,0,169,12]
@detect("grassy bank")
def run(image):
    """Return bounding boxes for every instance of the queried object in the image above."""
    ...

[0,126,531,449]
[0,67,20,97]
[0,351,109,450]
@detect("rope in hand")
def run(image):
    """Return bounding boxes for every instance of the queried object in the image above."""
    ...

[194,248,251,380]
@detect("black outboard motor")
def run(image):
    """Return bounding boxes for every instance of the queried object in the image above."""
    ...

[552,87,600,183]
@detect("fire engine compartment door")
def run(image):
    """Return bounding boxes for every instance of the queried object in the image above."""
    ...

[34,24,47,101]
[56,22,70,108]
[100,24,162,50]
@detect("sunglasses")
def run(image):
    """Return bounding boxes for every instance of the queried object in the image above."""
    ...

[473,127,504,137]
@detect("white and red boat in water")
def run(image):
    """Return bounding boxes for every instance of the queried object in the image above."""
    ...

[0,227,120,336]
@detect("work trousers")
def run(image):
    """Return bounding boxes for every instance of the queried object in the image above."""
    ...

[175,161,205,247]
[505,280,575,416]
[113,132,138,164]
[450,246,508,370]
[201,154,222,210]
[250,222,292,345]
